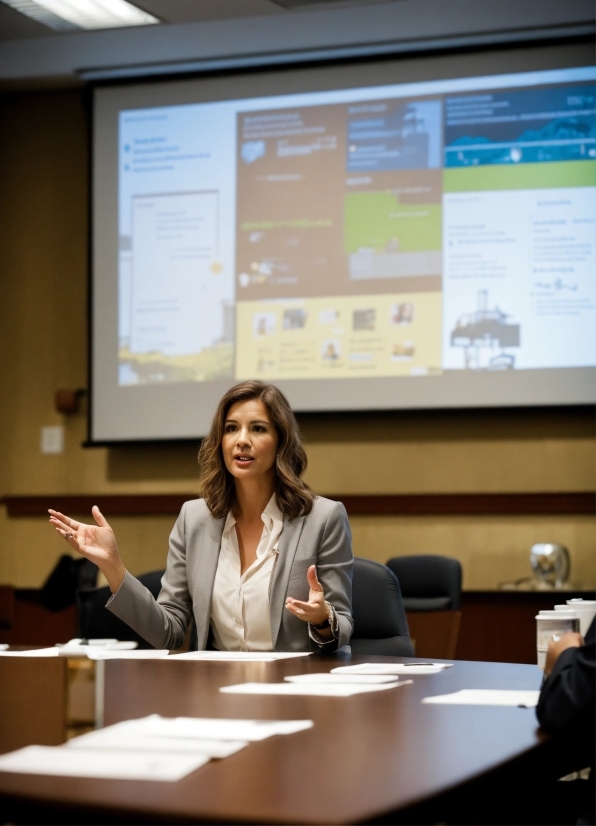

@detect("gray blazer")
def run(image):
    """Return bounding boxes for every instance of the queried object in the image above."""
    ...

[107,495,353,652]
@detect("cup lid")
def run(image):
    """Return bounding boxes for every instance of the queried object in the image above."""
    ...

[567,599,596,606]
[536,610,577,619]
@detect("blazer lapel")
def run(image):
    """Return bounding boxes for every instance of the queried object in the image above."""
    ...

[269,514,305,648]
[193,513,225,649]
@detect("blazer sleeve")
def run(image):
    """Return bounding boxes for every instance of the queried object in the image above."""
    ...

[105,503,192,650]
[311,500,354,650]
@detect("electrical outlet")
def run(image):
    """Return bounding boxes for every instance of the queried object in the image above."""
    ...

[41,426,64,454]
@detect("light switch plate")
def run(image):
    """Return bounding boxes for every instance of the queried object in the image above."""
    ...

[41,426,64,454]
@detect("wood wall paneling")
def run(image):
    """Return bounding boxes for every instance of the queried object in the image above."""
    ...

[2,492,594,517]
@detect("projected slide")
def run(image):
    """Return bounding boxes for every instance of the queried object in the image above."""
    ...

[115,66,595,388]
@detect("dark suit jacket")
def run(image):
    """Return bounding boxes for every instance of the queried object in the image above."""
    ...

[536,616,595,781]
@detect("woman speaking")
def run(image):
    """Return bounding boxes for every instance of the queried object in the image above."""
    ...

[49,382,353,652]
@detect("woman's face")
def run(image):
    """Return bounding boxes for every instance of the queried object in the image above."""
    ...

[222,398,279,483]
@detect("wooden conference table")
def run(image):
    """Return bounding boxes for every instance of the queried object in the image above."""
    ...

[0,654,547,824]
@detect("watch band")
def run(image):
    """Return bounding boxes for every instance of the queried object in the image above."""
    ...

[312,601,336,635]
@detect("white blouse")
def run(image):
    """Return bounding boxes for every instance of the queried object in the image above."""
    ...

[209,494,284,652]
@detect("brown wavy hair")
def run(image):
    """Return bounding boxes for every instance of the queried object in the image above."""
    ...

[198,381,314,520]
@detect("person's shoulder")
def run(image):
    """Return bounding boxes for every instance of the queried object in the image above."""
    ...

[307,495,347,521]
[180,498,220,523]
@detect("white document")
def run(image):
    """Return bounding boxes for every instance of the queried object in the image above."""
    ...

[422,689,540,707]
[220,681,411,697]
[169,651,311,662]
[0,648,61,657]
[285,673,399,684]
[67,728,248,759]
[0,745,208,782]
[111,714,313,741]
[332,663,452,676]
[86,649,171,660]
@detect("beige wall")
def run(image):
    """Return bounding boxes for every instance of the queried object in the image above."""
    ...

[0,90,594,590]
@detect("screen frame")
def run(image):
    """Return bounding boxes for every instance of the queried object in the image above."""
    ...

[87,38,596,445]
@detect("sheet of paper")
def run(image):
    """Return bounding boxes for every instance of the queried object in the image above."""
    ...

[67,729,248,759]
[172,652,276,662]
[285,673,399,684]
[0,648,61,657]
[422,689,540,707]
[0,745,208,782]
[220,681,412,697]
[169,651,311,662]
[86,649,171,660]
[112,714,314,741]
[332,663,453,676]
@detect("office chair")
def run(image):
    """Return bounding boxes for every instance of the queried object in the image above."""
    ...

[39,555,98,611]
[386,555,462,659]
[350,557,413,656]
[76,569,165,649]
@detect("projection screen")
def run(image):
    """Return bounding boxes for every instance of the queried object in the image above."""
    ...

[91,45,596,442]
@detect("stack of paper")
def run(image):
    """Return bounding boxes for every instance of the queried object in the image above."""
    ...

[332,662,453,676]
[0,715,314,782]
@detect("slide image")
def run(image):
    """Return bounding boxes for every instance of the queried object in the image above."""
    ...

[253,313,276,338]
[450,290,520,370]
[445,84,595,167]
[322,339,342,361]
[347,99,442,172]
[283,308,308,330]
[353,309,376,331]
[391,302,414,324]
[392,341,416,361]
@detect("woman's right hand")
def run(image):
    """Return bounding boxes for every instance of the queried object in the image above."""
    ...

[48,506,126,593]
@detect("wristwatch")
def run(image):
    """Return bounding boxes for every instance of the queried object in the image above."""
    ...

[312,601,335,632]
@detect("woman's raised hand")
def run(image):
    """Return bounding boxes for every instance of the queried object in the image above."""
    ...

[285,565,330,629]
[48,506,126,593]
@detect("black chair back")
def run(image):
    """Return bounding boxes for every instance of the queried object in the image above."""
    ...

[351,557,413,656]
[386,555,462,611]
[76,570,165,649]
[40,555,98,612]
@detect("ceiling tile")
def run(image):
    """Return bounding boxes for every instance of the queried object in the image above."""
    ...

[0,1,53,39]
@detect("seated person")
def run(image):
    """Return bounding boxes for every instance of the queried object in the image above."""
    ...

[49,381,353,652]
[536,617,595,825]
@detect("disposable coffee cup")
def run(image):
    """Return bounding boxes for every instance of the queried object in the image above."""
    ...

[566,599,596,637]
[535,611,580,670]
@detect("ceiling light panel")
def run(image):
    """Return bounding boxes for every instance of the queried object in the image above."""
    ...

[0,0,159,30]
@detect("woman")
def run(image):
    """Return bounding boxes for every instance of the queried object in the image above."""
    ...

[49,381,353,652]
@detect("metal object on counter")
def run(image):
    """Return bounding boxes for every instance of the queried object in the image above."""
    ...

[529,543,570,589]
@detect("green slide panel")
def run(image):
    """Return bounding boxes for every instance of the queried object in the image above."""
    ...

[444,160,596,193]
[344,192,441,253]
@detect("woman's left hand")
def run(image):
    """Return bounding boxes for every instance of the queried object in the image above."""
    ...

[285,565,329,625]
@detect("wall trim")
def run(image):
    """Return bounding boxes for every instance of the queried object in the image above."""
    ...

[1,492,593,517]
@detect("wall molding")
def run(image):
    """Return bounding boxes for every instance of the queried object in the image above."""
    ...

[1,492,593,518]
